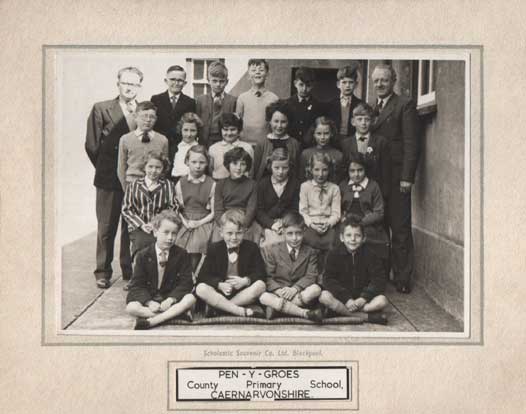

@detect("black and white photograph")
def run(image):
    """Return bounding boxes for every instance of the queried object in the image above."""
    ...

[49,47,476,340]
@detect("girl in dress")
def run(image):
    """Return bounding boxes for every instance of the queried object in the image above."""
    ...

[174,145,215,272]
[171,112,203,181]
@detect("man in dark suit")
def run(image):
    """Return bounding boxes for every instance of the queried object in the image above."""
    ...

[325,64,363,150]
[370,64,420,293]
[151,65,196,168]
[85,66,141,288]
[196,60,237,148]
[285,67,325,148]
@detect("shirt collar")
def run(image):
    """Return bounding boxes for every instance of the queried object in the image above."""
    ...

[187,174,206,183]
[271,177,288,186]
[212,91,225,99]
[250,87,266,95]
[286,244,300,254]
[311,180,328,188]
[168,91,181,100]
[348,176,369,188]
[178,140,197,149]
[155,244,169,258]
[356,132,371,140]
[378,94,393,106]
[220,139,239,146]
[297,95,310,103]
[135,129,154,138]
[267,132,290,141]
[340,94,353,102]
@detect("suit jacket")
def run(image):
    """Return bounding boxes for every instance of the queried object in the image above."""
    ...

[197,240,266,289]
[262,242,319,292]
[256,175,300,229]
[85,97,133,190]
[322,243,386,302]
[370,93,420,182]
[340,133,392,199]
[151,91,196,163]
[196,92,237,147]
[126,244,193,304]
[285,94,325,148]
[325,94,363,149]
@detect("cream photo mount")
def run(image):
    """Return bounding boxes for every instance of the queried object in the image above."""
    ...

[42,44,482,346]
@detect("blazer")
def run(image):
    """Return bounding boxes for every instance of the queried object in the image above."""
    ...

[197,240,266,289]
[325,94,363,148]
[285,94,325,148]
[256,175,300,229]
[126,244,193,304]
[262,242,319,292]
[340,133,392,199]
[196,92,237,147]
[370,93,420,182]
[85,97,133,190]
[322,243,386,302]
[150,91,197,163]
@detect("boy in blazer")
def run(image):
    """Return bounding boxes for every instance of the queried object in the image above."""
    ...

[340,103,391,199]
[196,61,237,148]
[319,217,388,323]
[126,210,196,330]
[260,212,323,322]
[369,64,420,293]
[85,66,141,288]
[196,209,266,317]
[325,64,363,149]
[151,65,196,166]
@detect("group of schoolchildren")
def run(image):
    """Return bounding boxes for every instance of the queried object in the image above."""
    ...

[119,59,391,330]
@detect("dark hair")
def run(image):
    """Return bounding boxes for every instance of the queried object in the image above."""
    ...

[184,144,210,165]
[247,59,269,71]
[282,211,305,229]
[152,209,182,230]
[176,112,204,138]
[166,65,186,74]
[265,100,293,124]
[305,151,333,180]
[223,147,253,171]
[136,101,157,113]
[347,152,367,169]
[336,64,359,81]
[208,61,228,79]
[294,67,315,83]
[142,150,169,174]
[117,66,144,82]
[219,112,243,131]
[352,102,374,118]
[305,116,337,147]
[340,215,364,236]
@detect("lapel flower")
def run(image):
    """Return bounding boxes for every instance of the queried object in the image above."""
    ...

[366,146,374,154]
[307,104,312,111]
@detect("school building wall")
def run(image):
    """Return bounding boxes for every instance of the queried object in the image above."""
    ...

[411,61,465,321]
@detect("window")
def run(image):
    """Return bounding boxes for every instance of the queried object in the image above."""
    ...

[416,60,437,113]
[186,58,225,97]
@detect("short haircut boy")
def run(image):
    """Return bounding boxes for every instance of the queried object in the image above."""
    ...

[223,146,253,171]
[340,215,365,236]
[219,208,246,229]
[352,102,374,118]
[336,64,359,81]
[208,61,228,79]
[248,58,269,71]
[136,101,157,114]
[152,209,182,230]
[166,65,185,74]
[219,112,243,131]
[294,67,315,84]
[176,112,204,137]
[281,211,305,229]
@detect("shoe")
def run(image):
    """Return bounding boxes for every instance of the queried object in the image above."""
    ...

[204,304,217,318]
[177,310,193,322]
[396,281,412,294]
[367,313,388,325]
[306,308,324,324]
[250,305,265,319]
[96,279,109,289]
[134,318,151,330]
[265,306,275,320]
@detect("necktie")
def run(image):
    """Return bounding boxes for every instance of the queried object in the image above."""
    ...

[255,91,262,98]
[213,93,222,115]
[289,248,296,262]
[142,131,150,143]
[159,251,168,267]
[227,247,239,263]
[341,97,350,107]
[358,136,367,142]
[171,95,177,109]
[317,184,327,202]
[377,99,384,112]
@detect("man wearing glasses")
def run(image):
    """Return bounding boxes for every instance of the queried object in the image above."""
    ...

[151,65,196,168]
[85,66,143,289]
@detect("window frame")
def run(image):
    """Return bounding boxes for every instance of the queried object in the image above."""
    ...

[416,59,437,114]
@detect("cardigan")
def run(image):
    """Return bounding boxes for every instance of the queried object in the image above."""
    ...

[197,240,266,289]
[256,175,300,229]
[214,175,257,227]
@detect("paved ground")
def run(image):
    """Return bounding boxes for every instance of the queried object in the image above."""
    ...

[62,232,463,333]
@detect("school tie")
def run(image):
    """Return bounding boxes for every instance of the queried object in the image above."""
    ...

[213,93,222,115]
[159,250,168,267]
[289,248,296,262]
[255,91,262,98]
[171,95,177,109]
[141,131,150,143]
[358,136,367,142]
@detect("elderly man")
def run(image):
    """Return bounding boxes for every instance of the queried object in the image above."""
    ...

[151,65,196,167]
[370,64,420,293]
[85,66,142,288]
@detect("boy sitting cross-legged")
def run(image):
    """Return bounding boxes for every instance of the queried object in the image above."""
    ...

[126,210,196,330]
[260,212,323,322]
[196,209,267,317]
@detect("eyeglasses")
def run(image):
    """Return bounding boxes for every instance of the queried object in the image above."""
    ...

[119,82,141,88]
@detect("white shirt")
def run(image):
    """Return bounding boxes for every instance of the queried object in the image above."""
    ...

[377,93,393,109]
[271,178,288,198]
[172,140,198,177]
[286,243,300,260]
[134,129,154,140]
[155,244,169,289]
